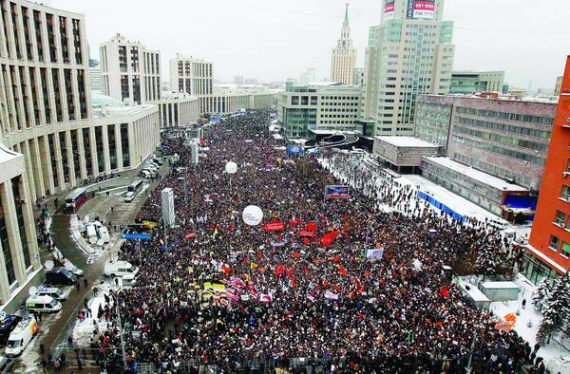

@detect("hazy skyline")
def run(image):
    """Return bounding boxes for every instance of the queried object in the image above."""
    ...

[52,0,570,90]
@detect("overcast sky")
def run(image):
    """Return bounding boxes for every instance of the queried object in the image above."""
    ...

[52,0,570,89]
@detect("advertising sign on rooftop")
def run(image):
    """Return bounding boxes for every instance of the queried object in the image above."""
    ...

[383,0,395,20]
[407,0,435,20]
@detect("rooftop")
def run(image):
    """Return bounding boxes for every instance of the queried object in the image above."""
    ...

[375,136,438,148]
[425,157,528,192]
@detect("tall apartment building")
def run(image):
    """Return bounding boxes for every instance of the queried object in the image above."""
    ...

[361,0,454,136]
[450,71,505,93]
[415,94,555,190]
[524,56,570,283]
[89,58,102,91]
[330,4,356,85]
[0,1,161,312]
[170,54,213,96]
[100,33,161,105]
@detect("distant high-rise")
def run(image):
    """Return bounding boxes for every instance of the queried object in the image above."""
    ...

[170,54,213,96]
[330,4,357,85]
[100,33,161,104]
[299,68,316,85]
[361,0,455,136]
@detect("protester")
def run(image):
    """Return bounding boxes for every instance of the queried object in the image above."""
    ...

[84,110,529,373]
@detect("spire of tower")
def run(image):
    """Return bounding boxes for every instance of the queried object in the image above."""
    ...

[344,3,349,25]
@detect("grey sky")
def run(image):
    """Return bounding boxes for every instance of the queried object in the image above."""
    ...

[52,0,570,89]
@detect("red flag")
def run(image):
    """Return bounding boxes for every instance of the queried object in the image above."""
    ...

[292,252,300,259]
[303,238,310,245]
[274,264,284,278]
[440,286,449,298]
[307,221,317,231]
[333,256,341,263]
[338,265,348,276]
[333,284,341,292]
[222,264,232,275]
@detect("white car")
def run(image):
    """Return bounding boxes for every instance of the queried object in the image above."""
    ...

[62,260,84,277]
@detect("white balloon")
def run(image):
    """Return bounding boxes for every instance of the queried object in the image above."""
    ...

[242,205,263,226]
[225,161,238,174]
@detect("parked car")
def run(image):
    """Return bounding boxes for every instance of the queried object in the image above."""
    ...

[103,260,138,281]
[0,315,22,346]
[45,267,77,285]
[36,286,67,301]
[4,315,38,357]
[62,260,84,277]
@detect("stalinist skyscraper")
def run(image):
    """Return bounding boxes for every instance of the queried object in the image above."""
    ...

[330,4,357,85]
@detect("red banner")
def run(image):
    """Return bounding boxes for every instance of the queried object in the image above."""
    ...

[264,222,284,231]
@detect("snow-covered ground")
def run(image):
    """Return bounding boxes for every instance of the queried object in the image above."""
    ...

[490,274,570,373]
[320,153,570,373]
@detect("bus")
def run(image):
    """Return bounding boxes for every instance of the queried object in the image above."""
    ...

[125,180,144,202]
[64,188,87,211]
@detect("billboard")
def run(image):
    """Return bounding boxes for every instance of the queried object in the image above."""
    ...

[288,145,303,154]
[407,0,435,20]
[325,185,350,199]
[383,0,395,19]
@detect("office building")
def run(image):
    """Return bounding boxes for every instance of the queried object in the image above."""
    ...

[89,59,102,92]
[170,54,213,96]
[278,84,361,138]
[353,67,364,88]
[159,92,201,128]
[99,33,161,105]
[300,68,316,85]
[523,57,570,283]
[0,0,162,313]
[415,94,555,190]
[198,93,274,115]
[330,4,356,85]
[361,0,454,136]
[450,71,504,93]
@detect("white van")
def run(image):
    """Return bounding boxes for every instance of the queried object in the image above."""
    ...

[104,260,138,281]
[4,316,38,357]
[25,295,62,313]
[86,224,97,245]
[36,287,67,301]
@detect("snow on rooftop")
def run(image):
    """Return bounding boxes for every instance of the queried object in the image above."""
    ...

[0,143,20,163]
[425,157,528,192]
[480,281,519,289]
[375,136,437,148]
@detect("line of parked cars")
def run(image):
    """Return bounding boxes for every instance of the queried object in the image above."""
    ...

[0,261,84,362]
[140,156,163,179]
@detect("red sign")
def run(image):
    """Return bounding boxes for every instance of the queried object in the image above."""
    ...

[264,222,284,231]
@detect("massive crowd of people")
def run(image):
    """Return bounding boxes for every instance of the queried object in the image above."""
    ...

[88,110,535,373]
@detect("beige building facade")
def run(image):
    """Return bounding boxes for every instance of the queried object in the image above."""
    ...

[330,5,357,85]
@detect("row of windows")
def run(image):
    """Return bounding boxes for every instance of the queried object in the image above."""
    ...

[455,107,554,126]
[321,102,358,107]
[547,235,570,258]
[455,116,551,140]
[451,135,545,166]
[453,125,548,153]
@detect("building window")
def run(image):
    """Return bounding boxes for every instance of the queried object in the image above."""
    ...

[555,211,566,226]
[0,195,16,285]
[561,185,570,201]
[549,235,559,251]
[562,242,570,258]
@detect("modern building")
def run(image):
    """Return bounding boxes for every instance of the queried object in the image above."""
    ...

[0,1,164,313]
[278,84,361,139]
[170,54,213,96]
[554,76,563,96]
[300,68,316,85]
[89,59,102,92]
[353,67,364,88]
[159,92,200,128]
[198,93,274,115]
[99,33,161,105]
[523,57,570,283]
[415,94,555,190]
[361,0,455,136]
[330,4,356,85]
[373,136,438,173]
[421,157,530,217]
[450,71,505,93]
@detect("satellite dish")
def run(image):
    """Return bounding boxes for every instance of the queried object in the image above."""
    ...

[225,161,238,175]
[45,260,54,270]
[242,205,263,226]
[0,311,6,320]
[28,286,37,297]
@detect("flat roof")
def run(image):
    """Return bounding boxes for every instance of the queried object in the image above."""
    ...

[424,157,527,192]
[375,136,437,148]
[0,144,20,163]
